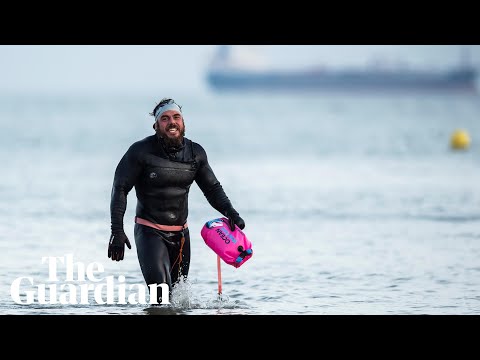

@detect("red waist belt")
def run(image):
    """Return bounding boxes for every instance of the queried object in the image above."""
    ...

[135,216,188,232]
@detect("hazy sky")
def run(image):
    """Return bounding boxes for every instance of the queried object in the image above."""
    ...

[1,45,479,95]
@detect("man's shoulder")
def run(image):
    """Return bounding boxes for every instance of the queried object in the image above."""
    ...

[128,135,156,151]
[187,138,209,163]
[187,138,206,154]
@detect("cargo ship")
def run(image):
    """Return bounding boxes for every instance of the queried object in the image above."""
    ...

[206,46,478,93]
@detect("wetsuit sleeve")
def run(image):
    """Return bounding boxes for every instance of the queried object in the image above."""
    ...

[193,143,240,218]
[110,144,142,233]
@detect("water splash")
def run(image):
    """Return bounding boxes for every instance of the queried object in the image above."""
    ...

[170,276,197,309]
[169,277,248,311]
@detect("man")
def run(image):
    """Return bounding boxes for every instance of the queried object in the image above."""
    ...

[108,98,245,302]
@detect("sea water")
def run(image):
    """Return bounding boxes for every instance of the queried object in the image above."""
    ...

[1,90,480,314]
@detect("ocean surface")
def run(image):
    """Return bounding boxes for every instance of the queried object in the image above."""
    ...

[1,90,480,315]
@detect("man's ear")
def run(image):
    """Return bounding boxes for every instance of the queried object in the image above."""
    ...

[153,122,157,130]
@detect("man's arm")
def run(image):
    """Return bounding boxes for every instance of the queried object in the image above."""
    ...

[108,144,142,261]
[110,144,142,232]
[193,142,245,230]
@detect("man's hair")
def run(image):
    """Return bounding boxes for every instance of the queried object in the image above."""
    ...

[150,98,183,117]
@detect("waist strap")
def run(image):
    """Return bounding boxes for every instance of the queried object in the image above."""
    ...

[135,216,188,232]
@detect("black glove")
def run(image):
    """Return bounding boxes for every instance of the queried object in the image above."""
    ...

[227,213,245,232]
[108,229,131,261]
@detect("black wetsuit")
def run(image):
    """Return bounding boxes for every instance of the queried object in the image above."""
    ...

[110,134,240,298]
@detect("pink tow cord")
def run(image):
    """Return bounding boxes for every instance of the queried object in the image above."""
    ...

[217,255,222,296]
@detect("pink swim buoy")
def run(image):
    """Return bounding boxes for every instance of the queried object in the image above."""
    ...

[201,217,253,268]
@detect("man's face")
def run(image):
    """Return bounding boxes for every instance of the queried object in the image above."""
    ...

[155,110,185,146]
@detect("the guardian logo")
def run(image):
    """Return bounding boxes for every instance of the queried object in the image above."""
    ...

[10,254,169,305]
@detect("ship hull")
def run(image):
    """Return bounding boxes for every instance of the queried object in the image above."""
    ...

[207,68,478,93]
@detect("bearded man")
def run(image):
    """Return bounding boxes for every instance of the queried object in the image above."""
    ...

[108,98,245,302]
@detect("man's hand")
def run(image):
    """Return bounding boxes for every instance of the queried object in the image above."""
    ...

[108,230,132,261]
[227,214,245,232]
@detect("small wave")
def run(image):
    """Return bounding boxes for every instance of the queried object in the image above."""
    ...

[259,208,480,223]
[168,278,249,311]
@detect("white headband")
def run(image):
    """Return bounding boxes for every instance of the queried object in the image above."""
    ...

[154,103,182,121]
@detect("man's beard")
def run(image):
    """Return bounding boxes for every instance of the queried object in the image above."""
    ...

[158,122,185,149]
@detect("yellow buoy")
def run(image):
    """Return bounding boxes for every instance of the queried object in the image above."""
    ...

[450,129,471,150]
